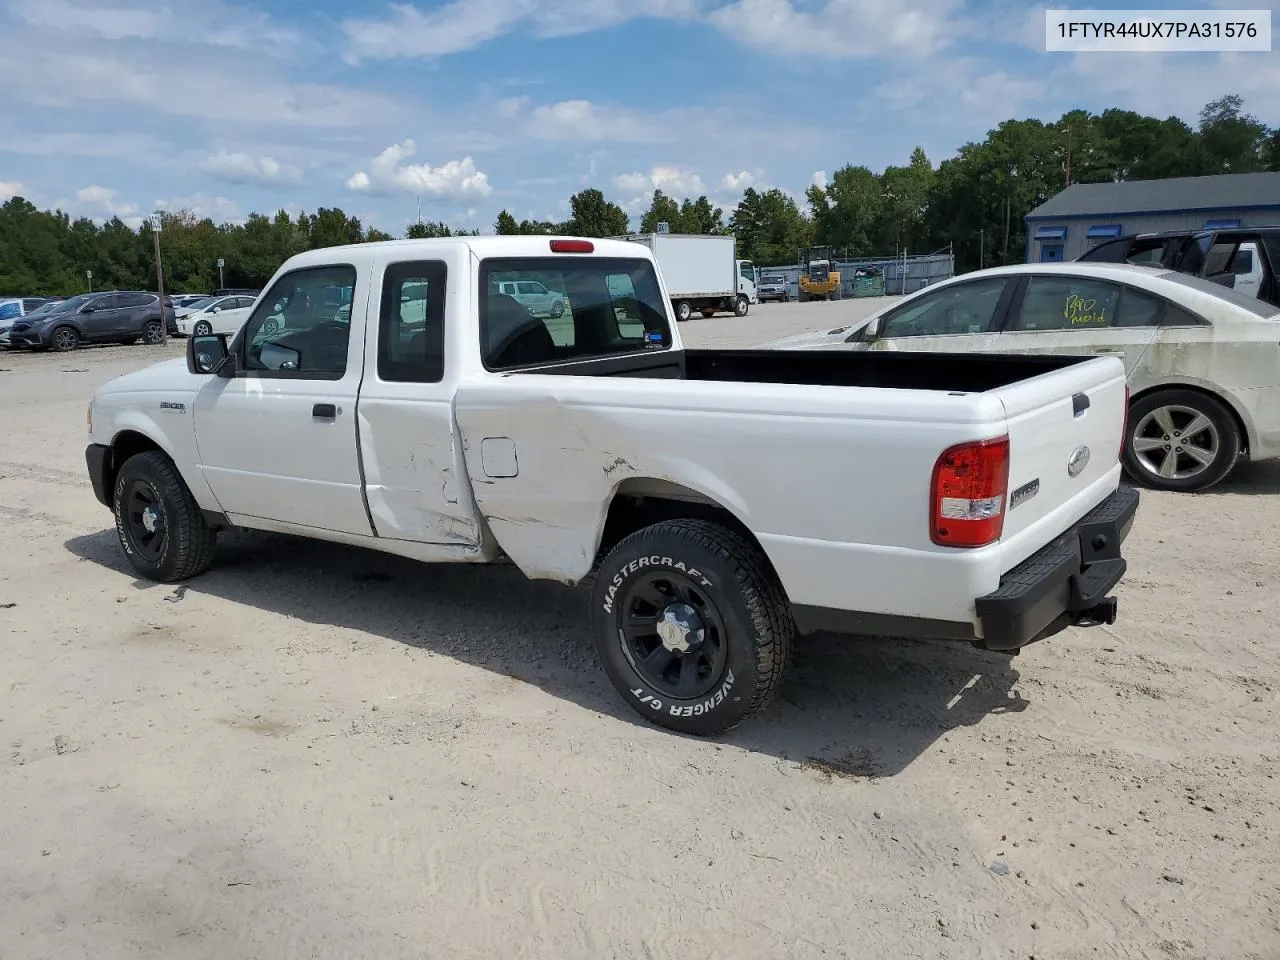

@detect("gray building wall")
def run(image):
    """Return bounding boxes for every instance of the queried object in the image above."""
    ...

[1025,205,1280,262]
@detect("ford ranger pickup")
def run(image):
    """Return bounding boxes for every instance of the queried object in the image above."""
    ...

[84,236,1139,735]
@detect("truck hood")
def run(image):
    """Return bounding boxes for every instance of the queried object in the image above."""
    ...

[96,357,193,396]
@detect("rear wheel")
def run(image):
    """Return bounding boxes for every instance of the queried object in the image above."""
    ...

[113,451,218,582]
[51,326,79,352]
[142,320,165,344]
[1122,388,1240,492]
[676,301,693,322]
[589,519,794,736]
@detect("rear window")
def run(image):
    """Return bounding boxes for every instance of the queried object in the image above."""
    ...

[1162,271,1280,318]
[478,257,672,370]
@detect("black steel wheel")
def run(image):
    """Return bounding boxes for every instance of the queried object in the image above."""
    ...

[112,451,218,581]
[123,477,168,565]
[618,569,730,701]
[590,518,794,736]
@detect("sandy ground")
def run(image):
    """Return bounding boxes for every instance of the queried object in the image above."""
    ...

[1,299,1278,960]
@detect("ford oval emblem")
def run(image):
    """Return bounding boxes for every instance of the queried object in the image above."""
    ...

[1067,445,1091,477]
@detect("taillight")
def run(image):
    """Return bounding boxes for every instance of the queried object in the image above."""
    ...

[930,435,1010,548]
[550,239,594,253]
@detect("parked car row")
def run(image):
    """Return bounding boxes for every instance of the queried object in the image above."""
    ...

[1,291,178,351]
[768,260,1280,493]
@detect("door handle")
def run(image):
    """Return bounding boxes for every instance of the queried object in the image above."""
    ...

[312,403,337,419]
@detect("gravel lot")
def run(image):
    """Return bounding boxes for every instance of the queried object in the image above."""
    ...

[2,299,1278,960]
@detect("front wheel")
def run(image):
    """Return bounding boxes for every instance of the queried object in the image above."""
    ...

[551,300,564,318]
[733,295,749,317]
[51,326,80,352]
[1122,388,1240,492]
[113,451,218,582]
[589,519,794,736]
[192,319,213,337]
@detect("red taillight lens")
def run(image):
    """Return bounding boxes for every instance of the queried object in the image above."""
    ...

[930,435,1010,548]
[550,239,594,253]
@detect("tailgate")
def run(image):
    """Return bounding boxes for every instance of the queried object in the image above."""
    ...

[992,355,1127,569]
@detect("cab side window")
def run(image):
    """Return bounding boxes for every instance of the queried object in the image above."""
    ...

[377,260,446,383]
[240,264,356,378]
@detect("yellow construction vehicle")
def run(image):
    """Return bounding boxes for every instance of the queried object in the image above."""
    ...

[798,246,842,301]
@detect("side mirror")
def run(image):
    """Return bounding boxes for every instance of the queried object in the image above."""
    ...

[859,317,882,342]
[211,306,221,313]
[188,332,230,375]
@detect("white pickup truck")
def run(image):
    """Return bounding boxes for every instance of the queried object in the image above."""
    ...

[84,236,1139,735]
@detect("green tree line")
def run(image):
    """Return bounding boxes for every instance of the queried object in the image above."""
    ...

[3,94,1275,295]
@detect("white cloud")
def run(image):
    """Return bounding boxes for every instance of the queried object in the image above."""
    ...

[75,184,138,217]
[527,99,669,142]
[721,169,766,191]
[0,52,402,128]
[342,0,699,61]
[198,151,302,187]
[707,0,965,60]
[613,166,707,200]
[346,141,493,200]
[810,170,828,189]
[155,193,244,223]
[7,0,302,53]
[0,181,24,201]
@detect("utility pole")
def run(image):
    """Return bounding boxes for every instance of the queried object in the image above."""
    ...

[979,229,984,269]
[151,212,168,343]
[217,257,225,290]
[1003,196,1011,261]
[86,269,92,293]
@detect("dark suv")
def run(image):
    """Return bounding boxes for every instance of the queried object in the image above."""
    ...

[1078,226,1280,308]
[8,291,178,351]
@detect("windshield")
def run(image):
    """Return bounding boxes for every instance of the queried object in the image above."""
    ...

[763,275,784,283]
[185,297,219,310]
[25,301,60,316]
[1161,271,1280,318]
[49,294,93,313]
[0,301,20,320]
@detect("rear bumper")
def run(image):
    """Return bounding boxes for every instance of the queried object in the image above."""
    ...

[974,484,1140,651]
[86,443,113,508]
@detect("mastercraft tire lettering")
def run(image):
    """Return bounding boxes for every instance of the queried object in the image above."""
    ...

[589,519,794,736]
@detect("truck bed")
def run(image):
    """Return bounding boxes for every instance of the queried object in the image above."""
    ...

[533,346,1091,394]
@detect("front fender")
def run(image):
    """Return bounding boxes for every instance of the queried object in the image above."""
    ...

[100,408,224,513]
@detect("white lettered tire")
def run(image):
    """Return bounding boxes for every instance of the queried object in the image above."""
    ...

[589,519,794,735]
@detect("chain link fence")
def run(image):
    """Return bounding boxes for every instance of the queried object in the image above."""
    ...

[756,249,954,299]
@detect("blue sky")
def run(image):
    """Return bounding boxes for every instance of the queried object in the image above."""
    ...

[1,0,1277,234]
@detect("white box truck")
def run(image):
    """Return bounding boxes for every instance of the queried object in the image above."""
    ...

[615,233,757,321]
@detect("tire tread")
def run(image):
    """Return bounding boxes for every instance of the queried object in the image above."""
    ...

[116,451,218,581]
[600,518,794,734]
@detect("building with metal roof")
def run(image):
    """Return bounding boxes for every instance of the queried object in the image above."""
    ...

[1024,172,1280,263]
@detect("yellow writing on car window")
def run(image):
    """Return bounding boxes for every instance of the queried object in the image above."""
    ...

[1064,293,1107,325]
